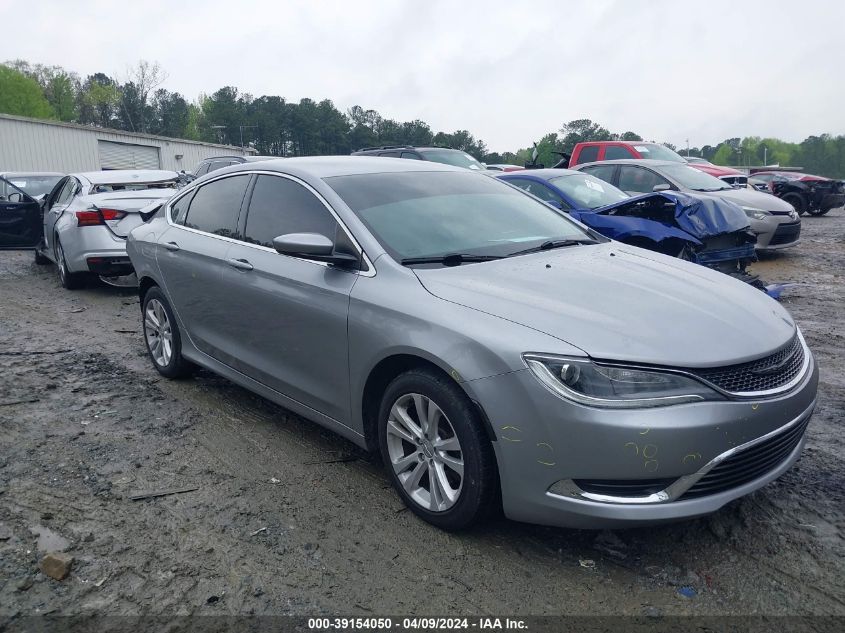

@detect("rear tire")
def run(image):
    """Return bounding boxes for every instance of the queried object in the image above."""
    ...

[55,238,88,290]
[378,368,498,531]
[141,286,194,379]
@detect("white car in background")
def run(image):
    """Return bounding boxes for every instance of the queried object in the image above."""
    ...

[35,170,180,288]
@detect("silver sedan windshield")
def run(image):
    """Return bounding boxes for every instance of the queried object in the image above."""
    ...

[326,171,595,261]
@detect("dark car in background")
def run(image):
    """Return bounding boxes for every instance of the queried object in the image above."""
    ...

[0,174,56,249]
[351,146,486,170]
[750,171,845,216]
[575,159,801,251]
[497,169,760,286]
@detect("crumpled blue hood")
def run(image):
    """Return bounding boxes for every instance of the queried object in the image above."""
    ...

[571,191,750,242]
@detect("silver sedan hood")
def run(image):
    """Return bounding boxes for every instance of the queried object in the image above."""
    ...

[692,187,795,213]
[414,243,795,368]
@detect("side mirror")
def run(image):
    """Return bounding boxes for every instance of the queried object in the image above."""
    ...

[652,183,671,192]
[8,192,23,203]
[272,232,359,268]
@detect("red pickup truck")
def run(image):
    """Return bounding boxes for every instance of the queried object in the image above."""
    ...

[566,141,747,186]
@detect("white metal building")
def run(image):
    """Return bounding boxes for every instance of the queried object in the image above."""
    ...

[0,113,252,174]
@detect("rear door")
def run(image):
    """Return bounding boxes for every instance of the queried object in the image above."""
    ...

[0,177,42,248]
[43,177,79,253]
[219,173,359,424]
[156,174,252,358]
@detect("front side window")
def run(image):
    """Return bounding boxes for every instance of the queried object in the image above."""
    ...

[183,175,250,238]
[506,178,567,208]
[379,151,401,158]
[243,175,337,248]
[549,174,629,209]
[401,152,423,160]
[326,171,596,262]
[618,166,671,194]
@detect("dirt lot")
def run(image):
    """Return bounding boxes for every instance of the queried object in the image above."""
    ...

[0,210,843,620]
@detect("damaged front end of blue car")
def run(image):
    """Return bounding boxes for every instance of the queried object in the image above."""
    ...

[570,192,764,290]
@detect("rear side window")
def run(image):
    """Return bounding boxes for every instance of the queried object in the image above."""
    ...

[576,145,600,164]
[243,175,337,248]
[379,151,401,158]
[183,175,250,238]
[401,152,423,160]
[618,166,670,194]
[170,190,195,224]
[208,161,230,173]
[604,145,635,160]
[580,164,617,184]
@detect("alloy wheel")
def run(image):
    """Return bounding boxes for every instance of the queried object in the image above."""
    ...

[385,393,464,512]
[144,298,173,367]
[56,241,67,285]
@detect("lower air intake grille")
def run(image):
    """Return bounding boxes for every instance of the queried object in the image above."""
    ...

[680,415,810,500]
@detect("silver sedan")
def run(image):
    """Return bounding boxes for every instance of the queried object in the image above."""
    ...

[127,157,817,530]
[36,170,180,288]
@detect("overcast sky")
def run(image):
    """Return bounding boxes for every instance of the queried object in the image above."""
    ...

[2,0,842,152]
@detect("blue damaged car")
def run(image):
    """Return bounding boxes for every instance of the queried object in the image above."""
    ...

[497,169,762,287]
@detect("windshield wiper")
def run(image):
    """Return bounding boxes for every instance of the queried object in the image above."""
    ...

[506,238,597,258]
[400,253,503,267]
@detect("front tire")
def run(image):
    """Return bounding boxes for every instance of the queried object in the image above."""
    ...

[782,193,806,216]
[141,287,194,379]
[378,368,498,530]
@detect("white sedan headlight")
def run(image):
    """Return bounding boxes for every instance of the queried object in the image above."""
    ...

[741,206,772,221]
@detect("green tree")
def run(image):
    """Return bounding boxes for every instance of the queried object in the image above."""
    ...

[78,73,121,127]
[0,65,55,119]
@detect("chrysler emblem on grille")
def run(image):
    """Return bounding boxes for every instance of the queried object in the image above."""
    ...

[749,352,794,376]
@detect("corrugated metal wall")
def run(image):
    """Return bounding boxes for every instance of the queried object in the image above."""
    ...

[0,114,250,174]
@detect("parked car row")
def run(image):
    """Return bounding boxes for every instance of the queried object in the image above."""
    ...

[0,154,820,533]
[495,169,762,287]
[31,170,182,287]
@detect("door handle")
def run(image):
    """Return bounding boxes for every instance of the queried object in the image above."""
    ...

[227,258,254,271]
[164,241,180,252]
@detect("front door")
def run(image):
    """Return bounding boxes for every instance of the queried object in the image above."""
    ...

[218,173,358,424]
[0,177,42,248]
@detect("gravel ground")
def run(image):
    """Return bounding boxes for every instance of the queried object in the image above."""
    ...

[0,210,843,619]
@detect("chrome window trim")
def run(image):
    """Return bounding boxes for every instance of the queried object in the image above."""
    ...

[164,170,375,277]
[548,398,815,505]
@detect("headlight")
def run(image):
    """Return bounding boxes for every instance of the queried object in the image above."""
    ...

[741,206,771,220]
[523,354,721,408]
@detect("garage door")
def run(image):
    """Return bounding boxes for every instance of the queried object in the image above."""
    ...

[98,141,161,170]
